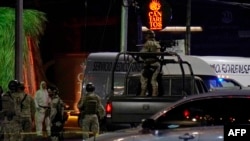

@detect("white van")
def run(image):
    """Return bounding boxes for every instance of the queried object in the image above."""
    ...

[196,56,250,87]
[81,52,222,100]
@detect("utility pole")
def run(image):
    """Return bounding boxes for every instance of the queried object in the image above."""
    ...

[15,0,23,81]
[185,0,191,55]
[120,0,128,52]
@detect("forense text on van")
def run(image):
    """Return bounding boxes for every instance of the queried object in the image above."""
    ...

[210,64,250,74]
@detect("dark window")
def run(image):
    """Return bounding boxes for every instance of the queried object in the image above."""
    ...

[155,98,250,129]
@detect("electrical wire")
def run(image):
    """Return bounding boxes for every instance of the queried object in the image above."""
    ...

[99,0,114,50]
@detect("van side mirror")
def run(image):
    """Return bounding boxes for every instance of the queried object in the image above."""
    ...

[141,118,156,130]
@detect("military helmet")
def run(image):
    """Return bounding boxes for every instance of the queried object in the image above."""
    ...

[145,30,155,39]
[8,80,19,91]
[86,82,95,92]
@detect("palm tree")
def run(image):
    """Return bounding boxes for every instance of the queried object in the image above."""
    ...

[0,7,47,96]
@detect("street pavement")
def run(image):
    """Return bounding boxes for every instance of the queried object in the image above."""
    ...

[2,115,131,141]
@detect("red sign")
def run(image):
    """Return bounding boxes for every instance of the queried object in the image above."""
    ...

[141,0,172,31]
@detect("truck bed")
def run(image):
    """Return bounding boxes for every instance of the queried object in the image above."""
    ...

[106,96,183,124]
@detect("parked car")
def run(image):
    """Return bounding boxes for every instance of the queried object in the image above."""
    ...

[87,89,250,141]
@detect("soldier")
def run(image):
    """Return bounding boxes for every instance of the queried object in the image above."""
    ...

[0,86,4,140]
[2,80,23,141]
[13,81,36,141]
[34,81,51,137]
[140,30,161,96]
[77,82,105,141]
[48,86,66,141]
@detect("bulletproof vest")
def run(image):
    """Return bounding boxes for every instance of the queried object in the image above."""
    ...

[141,41,159,63]
[84,95,98,114]
[53,99,64,123]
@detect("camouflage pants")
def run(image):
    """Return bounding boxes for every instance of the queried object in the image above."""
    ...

[20,117,33,141]
[81,114,99,140]
[140,62,160,96]
[2,120,22,141]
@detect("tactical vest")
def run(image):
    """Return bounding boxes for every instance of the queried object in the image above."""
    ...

[84,95,98,115]
[52,98,64,123]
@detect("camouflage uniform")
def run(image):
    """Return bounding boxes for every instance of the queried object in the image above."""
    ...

[12,90,36,141]
[50,92,65,141]
[34,81,51,137]
[1,92,22,141]
[140,31,161,96]
[77,92,105,140]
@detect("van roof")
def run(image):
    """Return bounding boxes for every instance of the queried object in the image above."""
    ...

[162,55,217,76]
[86,52,217,76]
[194,56,250,64]
[87,52,119,60]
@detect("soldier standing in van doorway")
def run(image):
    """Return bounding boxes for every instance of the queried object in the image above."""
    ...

[77,82,105,141]
[140,30,161,96]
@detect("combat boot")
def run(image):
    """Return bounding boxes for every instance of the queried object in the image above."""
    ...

[152,87,158,96]
[140,88,147,96]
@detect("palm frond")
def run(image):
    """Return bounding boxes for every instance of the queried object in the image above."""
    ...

[0,7,47,91]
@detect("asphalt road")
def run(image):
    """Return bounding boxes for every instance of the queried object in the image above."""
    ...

[2,115,131,141]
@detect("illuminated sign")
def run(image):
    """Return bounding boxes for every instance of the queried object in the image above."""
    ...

[141,0,172,31]
[148,0,162,30]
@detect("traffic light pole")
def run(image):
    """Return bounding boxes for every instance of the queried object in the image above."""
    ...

[120,0,128,52]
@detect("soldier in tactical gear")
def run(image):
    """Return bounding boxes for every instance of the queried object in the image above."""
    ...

[2,80,23,141]
[77,82,105,140]
[15,81,36,141]
[140,30,161,96]
[48,86,67,141]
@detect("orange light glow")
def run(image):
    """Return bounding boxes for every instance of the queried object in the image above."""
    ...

[22,37,39,97]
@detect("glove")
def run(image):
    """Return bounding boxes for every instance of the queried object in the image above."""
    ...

[55,121,62,127]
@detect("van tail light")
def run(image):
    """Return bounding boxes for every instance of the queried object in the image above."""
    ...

[106,102,112,118]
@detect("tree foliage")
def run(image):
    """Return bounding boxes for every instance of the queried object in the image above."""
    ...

[0,7,47,91]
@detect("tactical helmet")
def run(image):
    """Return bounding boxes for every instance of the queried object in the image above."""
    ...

[17,82,25,90]
[145,30,155,39]
[8,80,19,91]
[48,86,59,95]
[86,82,95,92]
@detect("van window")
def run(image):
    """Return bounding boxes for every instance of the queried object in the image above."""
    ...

[83,73,125,98]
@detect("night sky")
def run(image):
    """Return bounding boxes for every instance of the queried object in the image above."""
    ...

[1,0,250,58]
